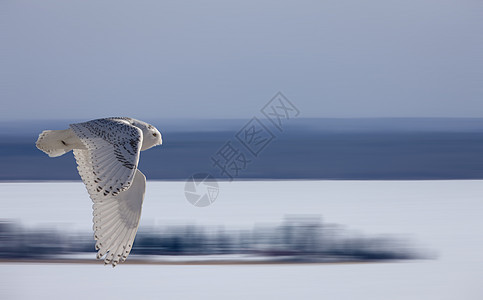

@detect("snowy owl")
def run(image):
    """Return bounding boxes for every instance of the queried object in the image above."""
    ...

[36,117,162,266]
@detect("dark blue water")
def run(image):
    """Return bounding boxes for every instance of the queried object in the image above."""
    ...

[1,126,483,180]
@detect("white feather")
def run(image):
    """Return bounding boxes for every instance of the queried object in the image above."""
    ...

[36,117,162,266]
[70,118,143,196]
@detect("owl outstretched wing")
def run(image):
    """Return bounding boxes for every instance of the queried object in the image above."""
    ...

[70,118,142,197]
[36,117,157,266]
[85,165,146,266]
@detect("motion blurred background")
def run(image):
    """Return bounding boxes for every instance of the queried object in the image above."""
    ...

[1,0,483,299]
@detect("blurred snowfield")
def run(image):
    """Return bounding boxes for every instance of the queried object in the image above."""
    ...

[1,180,483,299]
[1,0,482,297]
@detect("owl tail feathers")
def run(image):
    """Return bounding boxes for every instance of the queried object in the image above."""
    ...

[36,129,78,157]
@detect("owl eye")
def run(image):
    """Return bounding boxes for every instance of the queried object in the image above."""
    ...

[152,133,157,137]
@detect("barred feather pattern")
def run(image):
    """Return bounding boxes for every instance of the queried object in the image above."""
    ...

[36,117,163,266]
[74,148,146,267]
[70,118,142,197]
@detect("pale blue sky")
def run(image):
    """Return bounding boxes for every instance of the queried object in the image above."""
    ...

[1,0,482,121]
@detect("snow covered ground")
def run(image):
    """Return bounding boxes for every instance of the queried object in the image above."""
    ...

[1,180,483,299]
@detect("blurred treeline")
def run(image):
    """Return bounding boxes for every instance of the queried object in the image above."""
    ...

[0,216,418,262]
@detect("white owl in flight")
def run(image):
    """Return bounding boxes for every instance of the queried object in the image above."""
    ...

[36,117,162,266]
